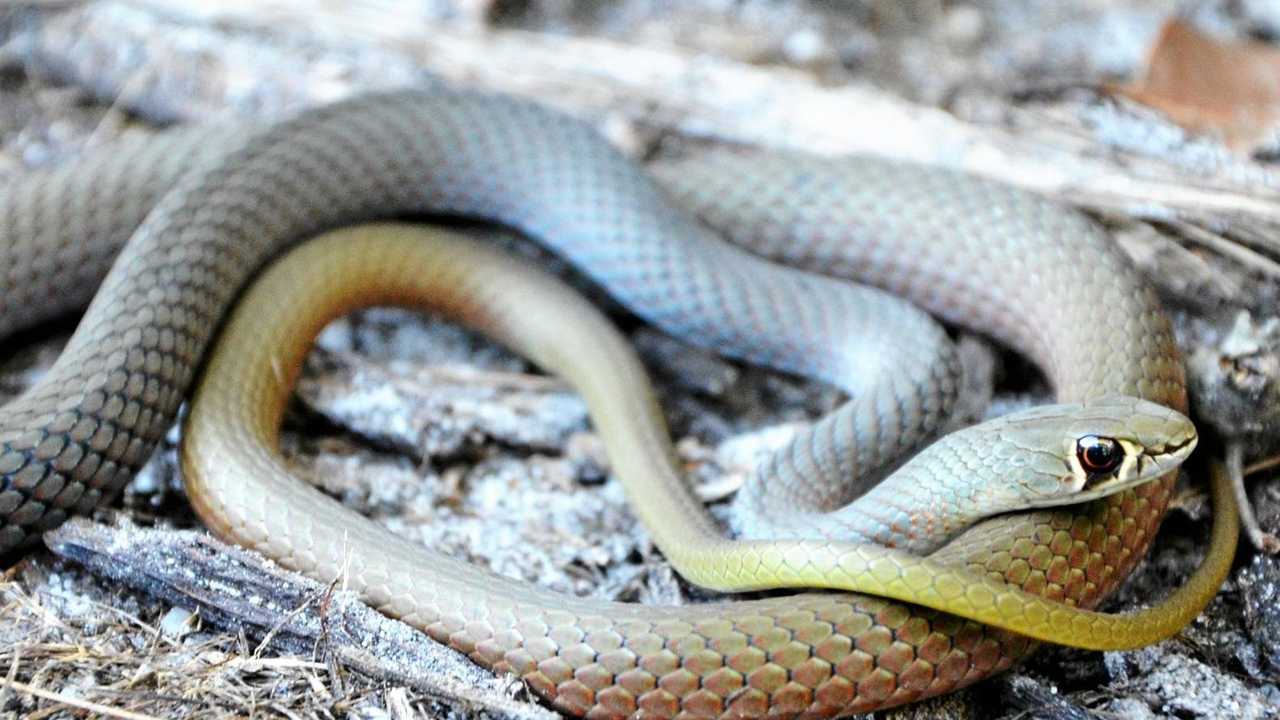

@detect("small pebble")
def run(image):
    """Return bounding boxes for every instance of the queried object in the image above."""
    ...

[159,606,197,639]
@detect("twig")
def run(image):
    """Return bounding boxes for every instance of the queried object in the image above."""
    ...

[13,0,1280,236]
[44,520,558,720]
[0,644,19,709]
[1243,453,1280,477]
[1171,221,1280,280]
[252,583,325,660]
[1226,441,1280,553]
[0,678,164,720]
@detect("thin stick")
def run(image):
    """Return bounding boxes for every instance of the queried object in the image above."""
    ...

[1226,441,1279,553]
[1174,221,1280,280]
[0,645,18,709]
[1243,452,1280,476]
[0,678,164,720]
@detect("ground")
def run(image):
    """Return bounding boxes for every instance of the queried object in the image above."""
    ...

[0,2,1278,719]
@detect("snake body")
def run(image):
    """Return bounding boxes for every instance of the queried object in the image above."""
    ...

[183,224,1233,719]
[0,90,1233,717]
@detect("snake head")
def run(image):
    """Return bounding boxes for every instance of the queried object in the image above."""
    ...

[991,395,1197,508]
[1061,396,1198,500]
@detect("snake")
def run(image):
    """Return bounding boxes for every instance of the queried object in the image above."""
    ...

[0,89,1237,717]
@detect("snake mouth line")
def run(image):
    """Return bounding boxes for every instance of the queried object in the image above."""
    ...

[1126,432,1198,485]
[1148,433,1198,460]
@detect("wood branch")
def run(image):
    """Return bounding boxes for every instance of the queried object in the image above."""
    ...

[10,1,1280,241]
[43,519,557,720]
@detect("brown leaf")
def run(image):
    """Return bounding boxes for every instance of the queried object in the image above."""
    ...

[1114,19,1280,153]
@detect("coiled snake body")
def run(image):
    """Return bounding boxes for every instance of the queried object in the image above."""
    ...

[0,90,1235,718]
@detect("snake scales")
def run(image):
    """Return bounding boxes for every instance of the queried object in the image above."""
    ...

[0,90,1234,717]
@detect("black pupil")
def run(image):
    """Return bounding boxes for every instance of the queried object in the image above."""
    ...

[1080,436,1120,472]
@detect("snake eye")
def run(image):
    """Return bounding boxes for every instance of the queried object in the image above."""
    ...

[1076,435,1123,474]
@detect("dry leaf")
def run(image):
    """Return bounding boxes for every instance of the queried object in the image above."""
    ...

[1114,19,1280,153]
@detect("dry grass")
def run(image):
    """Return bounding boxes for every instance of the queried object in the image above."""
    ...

[1,565,417,719]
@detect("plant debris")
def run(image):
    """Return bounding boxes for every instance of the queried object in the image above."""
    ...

[1114,19,1280,154]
